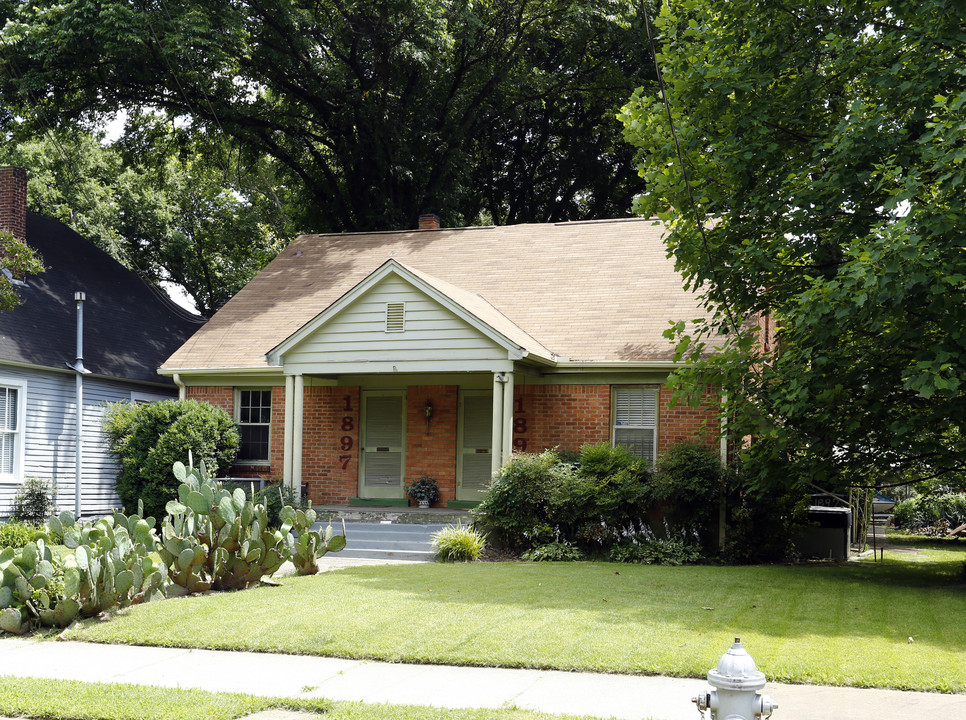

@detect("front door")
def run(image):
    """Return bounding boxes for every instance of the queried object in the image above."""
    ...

[359,391,406,499]
[457,390,492,501]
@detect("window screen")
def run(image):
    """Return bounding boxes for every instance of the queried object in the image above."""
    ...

[0,386,19,475]
[613,387,657,462]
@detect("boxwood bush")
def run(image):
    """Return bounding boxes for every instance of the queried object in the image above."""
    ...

[104,399,240,522]
[473,443,654,552]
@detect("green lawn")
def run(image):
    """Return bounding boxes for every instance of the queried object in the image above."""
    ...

[0,677,597,720]
[64,548,966,693]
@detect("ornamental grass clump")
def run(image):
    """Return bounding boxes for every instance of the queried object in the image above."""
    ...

[432,522,486,562]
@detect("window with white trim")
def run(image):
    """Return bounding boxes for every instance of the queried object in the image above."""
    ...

[612,386,658,462]
[0,382,25,480]
[236,389,272,463]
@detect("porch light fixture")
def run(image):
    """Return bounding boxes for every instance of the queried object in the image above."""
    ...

[424,400,434,425]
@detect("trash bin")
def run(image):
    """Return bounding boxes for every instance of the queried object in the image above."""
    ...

[795,506,851,560]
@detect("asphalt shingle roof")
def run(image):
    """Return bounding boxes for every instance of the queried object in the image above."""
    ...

[1,213,205,385]
[163,218,713,371]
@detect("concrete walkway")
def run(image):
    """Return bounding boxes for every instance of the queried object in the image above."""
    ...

[0,637,963,720]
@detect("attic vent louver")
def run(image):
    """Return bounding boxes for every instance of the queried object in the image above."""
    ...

[386,302,405,332]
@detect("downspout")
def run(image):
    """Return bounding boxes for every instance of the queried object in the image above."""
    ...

[173,373,186,401]
[65,292,91,519]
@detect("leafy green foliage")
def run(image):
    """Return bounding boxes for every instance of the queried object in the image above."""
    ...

[103,400,240,523]
[520,541,583,562]
[473,444,653,551]
[607,536,702,566]
[653,442,726,545]
[0,229,44,311]
[0,1,656,232]
[619,0,966,492]
[432,522,486,562]
[0,521,39,550]
[893,493,966,531]
[0,128,290,315]
[406,476,440,505]
[9,477,54,524]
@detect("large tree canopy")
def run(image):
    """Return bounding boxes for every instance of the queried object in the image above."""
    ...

[0,127,290,316]
[621,1,966,490]
[0,0,655,231]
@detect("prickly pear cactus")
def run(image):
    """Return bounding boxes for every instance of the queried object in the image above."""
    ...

[160,459,297,592]
[281,506,347,575]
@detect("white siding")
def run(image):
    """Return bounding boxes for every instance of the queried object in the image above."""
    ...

[0,365,176,520]
[283,276,507,368]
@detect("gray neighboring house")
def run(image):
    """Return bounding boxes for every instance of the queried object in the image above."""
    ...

[0,166,205,518]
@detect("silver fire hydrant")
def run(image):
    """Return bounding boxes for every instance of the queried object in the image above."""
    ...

[692,638,778,720]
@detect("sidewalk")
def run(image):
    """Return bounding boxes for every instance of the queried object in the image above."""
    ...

[1,638,964,720]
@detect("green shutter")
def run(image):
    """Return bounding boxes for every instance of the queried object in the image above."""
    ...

[362,393,405,494]
[458,392,492,499]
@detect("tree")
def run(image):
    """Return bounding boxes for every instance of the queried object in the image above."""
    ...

[620,1,966,491]
[0,229,44,311]
[0,127,290,315]
[0,0,656,231]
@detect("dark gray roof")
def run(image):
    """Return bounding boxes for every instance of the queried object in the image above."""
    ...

[0,213,205,385]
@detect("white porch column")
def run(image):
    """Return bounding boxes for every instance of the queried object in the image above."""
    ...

[501,370,514,465]
[283,374,295,489]
[491,372,505,477]
[293,374,304,489]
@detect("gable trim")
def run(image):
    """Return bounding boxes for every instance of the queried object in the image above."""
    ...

[266,260,542,366]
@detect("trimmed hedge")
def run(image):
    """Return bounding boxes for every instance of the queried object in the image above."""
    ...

[103,400,240,522]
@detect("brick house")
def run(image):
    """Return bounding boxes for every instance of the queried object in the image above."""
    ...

[160,216,721,507]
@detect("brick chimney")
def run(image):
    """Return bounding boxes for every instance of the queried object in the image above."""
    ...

[418,213,441,230]
[0,166,27,244]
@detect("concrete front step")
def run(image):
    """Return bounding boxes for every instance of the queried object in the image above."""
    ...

[313,520,448,562]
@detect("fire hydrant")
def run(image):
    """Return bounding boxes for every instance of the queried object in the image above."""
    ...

[692,638,778,720]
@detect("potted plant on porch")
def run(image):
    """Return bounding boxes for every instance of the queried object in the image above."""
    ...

[407,476,440,509]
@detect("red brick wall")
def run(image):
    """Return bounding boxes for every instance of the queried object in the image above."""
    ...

[0,166,27,245]
[186,386,233,413]
[405,385,459,503]
[657,386,719,454]
[301,386,360,504]
[186,380,721,503]
[513,384,611,453]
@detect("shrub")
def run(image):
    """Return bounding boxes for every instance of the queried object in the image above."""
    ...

[653,441,727,547]
[104,399,240,522]
[893,493,966,531]
[0,520,39,549]
[472,449,560,548]
[521,541,583,562]
[432,522,487,562]
[10,478,55,524]
[473,444,654,552]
